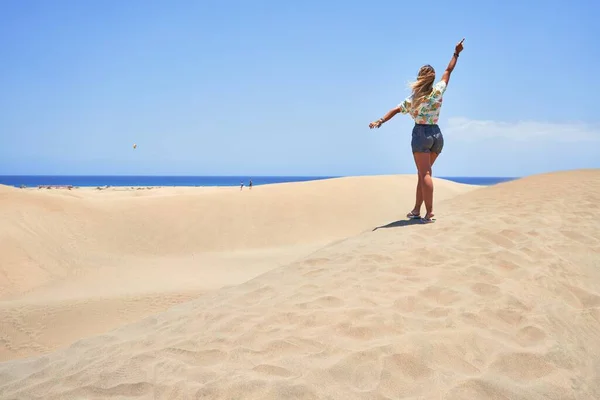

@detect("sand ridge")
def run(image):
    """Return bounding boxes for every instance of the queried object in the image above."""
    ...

[1,170,599,399]
[0,175,476,361]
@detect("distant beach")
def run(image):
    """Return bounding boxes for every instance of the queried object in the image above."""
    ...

[0,175,516,188]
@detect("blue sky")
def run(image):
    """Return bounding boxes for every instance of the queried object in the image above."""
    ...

[1,0,598,177]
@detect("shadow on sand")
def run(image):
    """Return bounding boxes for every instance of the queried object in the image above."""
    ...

[372,218,424,231]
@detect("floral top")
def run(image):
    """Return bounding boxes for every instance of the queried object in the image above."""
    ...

[398,80,447,125]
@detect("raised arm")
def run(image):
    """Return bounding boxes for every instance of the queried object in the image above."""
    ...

[441,38,465,86]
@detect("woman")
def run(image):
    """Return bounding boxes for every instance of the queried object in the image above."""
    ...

[369,38,465,223]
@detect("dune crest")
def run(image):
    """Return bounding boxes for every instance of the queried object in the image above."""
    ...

[1,170,599,399]
[0,176,475,361]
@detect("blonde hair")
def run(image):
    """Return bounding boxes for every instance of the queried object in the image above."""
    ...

[408,65,435,112]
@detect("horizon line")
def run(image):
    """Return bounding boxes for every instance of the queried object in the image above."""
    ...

[0,174,521,178]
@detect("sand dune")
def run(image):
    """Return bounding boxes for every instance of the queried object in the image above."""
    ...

[1,169,599,399]
[0,175,475,361]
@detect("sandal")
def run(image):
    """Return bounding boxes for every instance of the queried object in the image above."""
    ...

[421,216,436,224]
[406,211,421,219]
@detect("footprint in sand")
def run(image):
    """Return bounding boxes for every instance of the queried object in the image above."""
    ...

[420,286,463,306]
[376,353,434,395]
[159,347,226,367]
[302,268,326,277]
[565,284,600,309]
[384,353,433,380]
[426,307,452,318]
[328,349,383,391]
[489,351,555,381]
[515,325,547,347]
[303,257,331,267]
[252,364,294,377]
[359,254,394,264]
[446,378,527,399]
[297,295,345,309]
[560,230,598,246]
[470,282,501,297]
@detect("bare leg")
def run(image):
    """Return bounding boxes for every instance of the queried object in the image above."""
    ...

[413,152,436,219]
[411,176,423,216]
[411,152,439,216]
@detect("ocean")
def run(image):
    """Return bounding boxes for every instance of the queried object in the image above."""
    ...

[0,175,517,188]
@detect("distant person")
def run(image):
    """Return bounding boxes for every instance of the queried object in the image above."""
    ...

[249,179,253,190]
[369,38,465,223]
[240,181,244,191]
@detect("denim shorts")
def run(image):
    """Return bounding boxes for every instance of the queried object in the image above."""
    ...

[411,124,444,154]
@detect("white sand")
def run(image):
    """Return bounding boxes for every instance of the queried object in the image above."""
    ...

[0,175,474,361]
[1,170,599,399]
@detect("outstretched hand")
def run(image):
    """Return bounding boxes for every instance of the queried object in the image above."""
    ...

[455,38,465,54]
[369,120,383,129]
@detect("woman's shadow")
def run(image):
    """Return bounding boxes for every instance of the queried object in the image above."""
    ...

[372,219,423,231]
